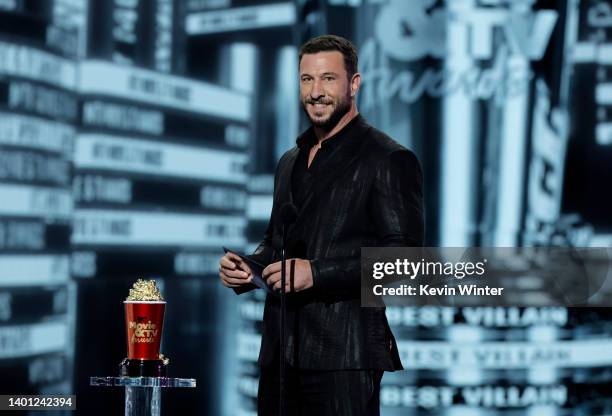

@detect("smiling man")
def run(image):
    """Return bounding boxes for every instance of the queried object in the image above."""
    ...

[219,35,424,415]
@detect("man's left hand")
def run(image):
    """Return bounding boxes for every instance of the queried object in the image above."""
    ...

[263,259,313,293]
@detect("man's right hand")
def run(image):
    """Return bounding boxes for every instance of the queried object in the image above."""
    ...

[219,252,253,288]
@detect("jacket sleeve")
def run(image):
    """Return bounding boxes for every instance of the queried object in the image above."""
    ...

[232,214,275,295]
[232,157,284,295]
[310,149,425,294]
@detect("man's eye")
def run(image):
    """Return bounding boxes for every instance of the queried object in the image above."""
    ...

[324,77,334,81]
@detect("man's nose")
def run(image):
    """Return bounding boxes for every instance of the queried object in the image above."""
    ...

[309,79,324,100]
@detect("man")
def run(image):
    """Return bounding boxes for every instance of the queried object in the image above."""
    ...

[219,35,424,415]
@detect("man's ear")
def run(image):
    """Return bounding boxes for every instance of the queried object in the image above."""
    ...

[350,73,361,98]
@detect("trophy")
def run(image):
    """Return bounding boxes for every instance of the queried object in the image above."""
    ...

[120,279,170,377]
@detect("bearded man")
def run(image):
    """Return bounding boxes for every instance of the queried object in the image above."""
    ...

[219,35,424,415]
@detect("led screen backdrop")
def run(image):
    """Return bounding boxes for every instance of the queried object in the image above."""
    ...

[0,0,610,415]
[0,0,79,410]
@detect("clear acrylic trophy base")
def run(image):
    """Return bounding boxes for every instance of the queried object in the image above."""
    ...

[90,376,196,416]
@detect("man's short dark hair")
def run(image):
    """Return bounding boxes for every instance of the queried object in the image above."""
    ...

[299,35,358,79]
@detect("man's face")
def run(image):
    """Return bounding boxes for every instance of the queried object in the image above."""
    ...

[299,51,353,130]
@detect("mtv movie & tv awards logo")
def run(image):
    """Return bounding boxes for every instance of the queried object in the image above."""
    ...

[359,0,558,109]
[129,319,158,343]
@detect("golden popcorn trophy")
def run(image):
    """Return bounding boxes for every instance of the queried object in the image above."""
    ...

[91,279,196,416]
[121,280,168,377]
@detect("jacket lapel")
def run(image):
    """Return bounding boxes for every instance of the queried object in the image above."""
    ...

[277,146,299,207]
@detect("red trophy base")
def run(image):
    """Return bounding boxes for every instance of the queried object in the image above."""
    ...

[119,358,168,377]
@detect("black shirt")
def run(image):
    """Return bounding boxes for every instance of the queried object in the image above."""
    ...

[291,114,364,209]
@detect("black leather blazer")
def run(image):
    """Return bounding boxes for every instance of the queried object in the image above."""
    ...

[236,115,424,370]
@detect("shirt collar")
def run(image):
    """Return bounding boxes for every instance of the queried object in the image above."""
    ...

[296,113,365,150]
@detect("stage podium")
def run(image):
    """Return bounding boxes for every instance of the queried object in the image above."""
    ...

[91,376,196,416]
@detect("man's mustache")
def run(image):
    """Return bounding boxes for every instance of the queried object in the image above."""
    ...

[305,98,333,105]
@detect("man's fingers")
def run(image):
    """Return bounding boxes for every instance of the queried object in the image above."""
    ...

[220,271,252,286]
[220,252,246,269]
[221,254,253,275]
[273,280,292,292]
[266,271,280,287]
[221,257,250,274]
[222,267,250,279]
[267,270,295,290]
[219,272,239,288]
[225,252,242,263]
[263,260,293,278]
[238,261,252,275]
[262,261,282,278]
[220,256,237,270]
[219,253,255,289]
[224,275,252,285]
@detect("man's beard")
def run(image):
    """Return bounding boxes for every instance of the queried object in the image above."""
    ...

[301,92,351,131]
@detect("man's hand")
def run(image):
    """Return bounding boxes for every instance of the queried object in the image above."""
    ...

[263,259,313,293]
[219,252,253,288]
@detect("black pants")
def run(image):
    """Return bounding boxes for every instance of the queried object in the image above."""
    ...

[257,358,383,416]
